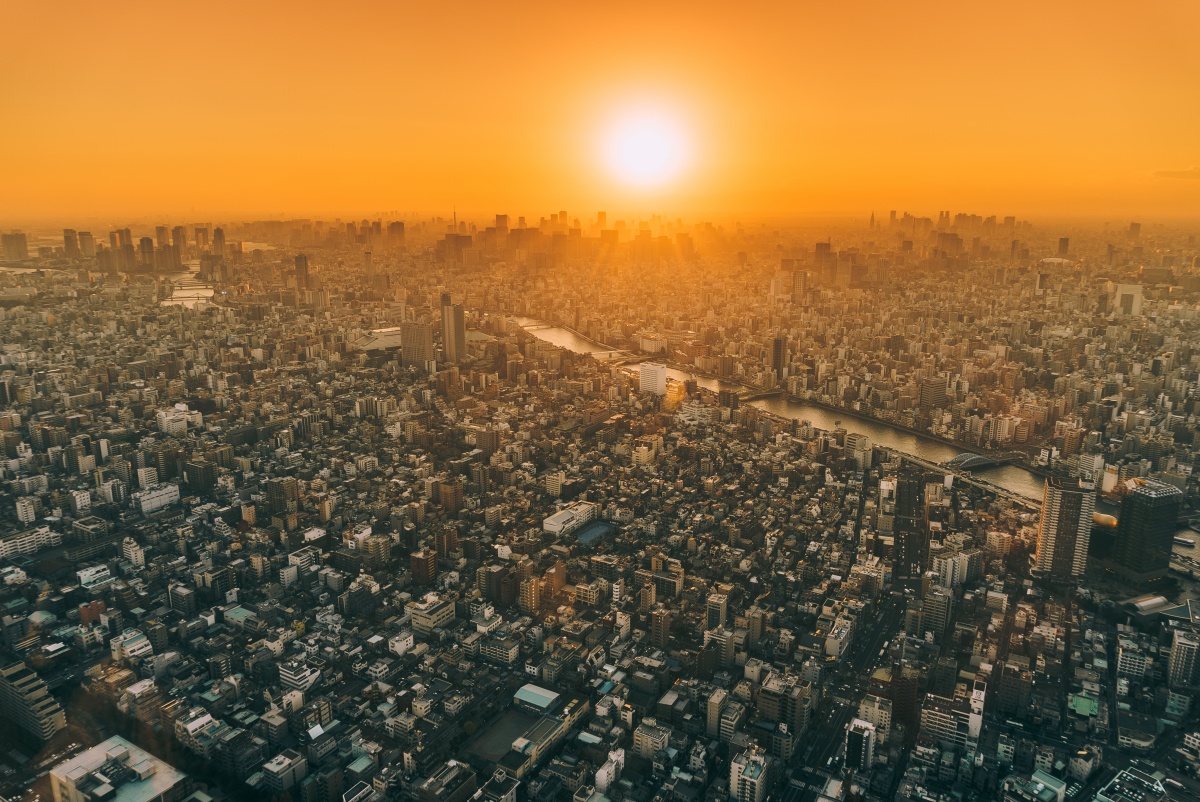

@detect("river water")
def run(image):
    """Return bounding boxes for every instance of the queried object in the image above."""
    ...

[159,262,214,307]
[513,317,1045,500]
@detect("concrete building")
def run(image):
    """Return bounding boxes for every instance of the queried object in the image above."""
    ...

[50,736,189,802]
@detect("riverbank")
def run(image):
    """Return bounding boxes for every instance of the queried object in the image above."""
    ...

[512,316,1048,500]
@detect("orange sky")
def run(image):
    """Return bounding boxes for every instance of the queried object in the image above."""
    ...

[3,0,1200,223]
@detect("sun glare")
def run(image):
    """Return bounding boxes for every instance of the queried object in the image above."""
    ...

[603,111,689,189]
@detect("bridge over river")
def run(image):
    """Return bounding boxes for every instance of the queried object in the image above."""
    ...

[943,451,1028,470]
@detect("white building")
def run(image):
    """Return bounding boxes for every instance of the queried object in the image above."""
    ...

[122,537,146,567]
[77,565,115,592]
[15,496,37,524]
[133,483,180,515]
[542,501,599,535]
[110,629,154,663]
[49,736,187,802]
[156,404,201,435]
[595,748,624,793]
[729,748,773,802]
[639,362,667,396]
[0,526,62,560]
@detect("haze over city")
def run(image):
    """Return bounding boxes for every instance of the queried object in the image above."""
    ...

[4,1,1200,221]
[3,4,1200,802]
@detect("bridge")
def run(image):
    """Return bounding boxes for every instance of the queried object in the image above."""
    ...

[943,451,1026,470]
[740,388,784,401]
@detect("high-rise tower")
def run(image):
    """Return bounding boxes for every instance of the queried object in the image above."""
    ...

[1112,480,1183,581]
[1033,479,1096,581]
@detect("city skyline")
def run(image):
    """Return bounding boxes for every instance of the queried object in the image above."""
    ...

[4,3,1200,802]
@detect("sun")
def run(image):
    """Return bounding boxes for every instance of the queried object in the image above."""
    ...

[603,110,690,189]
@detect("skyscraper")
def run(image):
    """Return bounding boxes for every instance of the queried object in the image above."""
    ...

[63,229,80,258]
[2,232,29,260]
[1112,479,1183,581]
[212,227,226,259]
[294,254,310,291]
[919,375,948,413]
[401,323,434,370]
[770,336,787,385]
[1032,478,1096,582]
[440,293,466,364]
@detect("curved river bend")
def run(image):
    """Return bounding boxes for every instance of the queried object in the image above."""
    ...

[513,317,1045,501]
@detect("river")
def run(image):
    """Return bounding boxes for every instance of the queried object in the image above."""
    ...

[513,316,1046,500]
[159,262,214,307]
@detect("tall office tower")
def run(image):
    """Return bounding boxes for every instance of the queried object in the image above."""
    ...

[894,476,925,577]
[1129,221,1141,241]
[2,232,29,260]
[770,337,787,384]
[212,227,226,259]
[138,237,155,267]
[706,593,728,630]
[171,225,187,252]
[195,226,209,250]
[1057,237,1070,257]
[387,220,405,246]
[919,375,948,413]
[0,660,67,743]
[1168,630,1199,689]
[401,323,434,370]
[639,362,667,396]
[78,231,95,257]
[294,254,310,291]
[729,749,773,802]
[155,225,169,247]
[63,229,80,258]
[440,294,466,364]
[650,606,672,649]
[1112,480,1183,581]
[845,719,876,770]
[495,213,508,233]
[1032,478,1096,581]
[791,269,807,302]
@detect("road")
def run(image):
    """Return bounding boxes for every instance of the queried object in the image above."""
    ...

[786,594,904,800]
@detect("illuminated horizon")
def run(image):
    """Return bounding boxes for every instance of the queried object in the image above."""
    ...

[4,1,1200,224]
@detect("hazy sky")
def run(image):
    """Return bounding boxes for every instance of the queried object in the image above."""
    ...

[4,0,1200,222]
